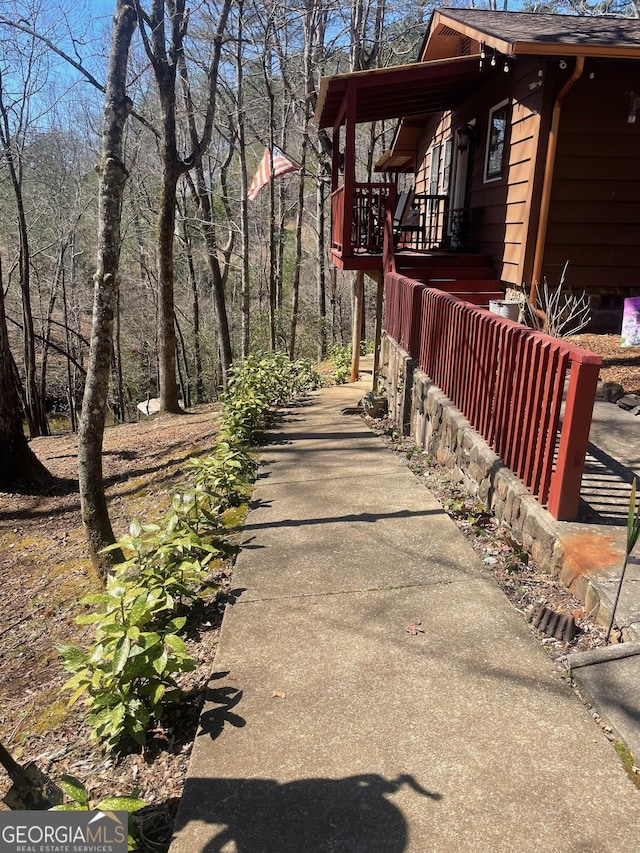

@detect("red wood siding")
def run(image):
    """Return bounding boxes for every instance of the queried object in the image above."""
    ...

[543,60,640,292]
[465,60,542,287]
[413,58,543,287]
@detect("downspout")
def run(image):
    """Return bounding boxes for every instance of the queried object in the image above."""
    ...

[529,56,585,303]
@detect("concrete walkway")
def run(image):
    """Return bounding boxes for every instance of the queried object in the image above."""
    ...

[171,376,640,853]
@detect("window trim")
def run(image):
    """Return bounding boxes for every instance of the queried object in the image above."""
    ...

[484,99,509,183]
[429,143,442,196]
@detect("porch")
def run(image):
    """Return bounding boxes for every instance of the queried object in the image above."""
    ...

[317,50,603,526]
[330,182,455,267]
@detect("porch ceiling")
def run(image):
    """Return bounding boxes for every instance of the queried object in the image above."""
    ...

[315,55,493,129]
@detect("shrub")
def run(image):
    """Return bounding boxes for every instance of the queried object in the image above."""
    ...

[60,578,195,750]
[61,351,319,750]
[51,774,145,851]
[328,343,352,384]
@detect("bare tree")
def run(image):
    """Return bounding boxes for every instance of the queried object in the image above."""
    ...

[176,15,234,389]
[0,38,48,436]
[132,0,232,410]
[77,0,137,574]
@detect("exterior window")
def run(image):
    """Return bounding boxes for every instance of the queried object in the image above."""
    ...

[484,99,509,182]
[442,138,453,193]
[428,139,453,194]
[429,144,441,196]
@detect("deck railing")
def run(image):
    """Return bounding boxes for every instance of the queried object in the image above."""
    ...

[397,194,449,251]
[384,273,601,521]
[331,185,346,253]
[331,184,481,258]
[331,182,396,257]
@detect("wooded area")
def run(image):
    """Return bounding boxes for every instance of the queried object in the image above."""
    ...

[1,0,637,552]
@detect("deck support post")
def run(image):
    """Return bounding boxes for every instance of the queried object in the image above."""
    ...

[350,269,365,382]
[372,271,384,390]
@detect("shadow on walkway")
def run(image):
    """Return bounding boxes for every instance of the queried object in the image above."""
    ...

[180,773,441,853]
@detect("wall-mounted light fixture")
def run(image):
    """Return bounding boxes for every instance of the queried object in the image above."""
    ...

[457,123,479,152]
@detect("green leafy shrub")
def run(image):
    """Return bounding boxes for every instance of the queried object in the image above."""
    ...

[60,577,195,750]
[61,350,319,751]
[328,343,352,384]
[51,774,145,851]
[111,514,221,604]
[190,441,257,510]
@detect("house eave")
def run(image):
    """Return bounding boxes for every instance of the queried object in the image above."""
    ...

[315,54,490,129]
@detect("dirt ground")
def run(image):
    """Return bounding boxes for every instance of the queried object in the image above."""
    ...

[569,332,640,394]
[0,333,638,847]
[0,405,224,848]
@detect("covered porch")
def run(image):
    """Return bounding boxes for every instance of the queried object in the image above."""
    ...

[316,55,501,273]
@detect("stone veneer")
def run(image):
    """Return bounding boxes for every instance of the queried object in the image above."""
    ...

[378,332,622,633]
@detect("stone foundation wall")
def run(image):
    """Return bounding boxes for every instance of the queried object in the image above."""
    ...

[378,333,612,626]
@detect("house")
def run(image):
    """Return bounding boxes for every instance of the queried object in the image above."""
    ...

[316,9,640,326]
[313,9,640,522]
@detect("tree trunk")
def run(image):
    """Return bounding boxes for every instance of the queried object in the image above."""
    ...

[77,0,136,575]
[0,73,45,437]
[289,147,306,360]
[180,213,204,403]
[317,164,328,359]
[236,2,250,357]
[135,0,232,403]
[156,161,182,413]
[0,255,52,491]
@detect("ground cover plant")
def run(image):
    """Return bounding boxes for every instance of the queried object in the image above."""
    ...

[59,352,319,753]
[0,351,319,849]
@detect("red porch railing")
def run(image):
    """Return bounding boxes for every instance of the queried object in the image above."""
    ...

[398,194,449,251]
[384,273,601,521]
[332,184,451,257]
[331,185,346,253]
[331,182,396,257]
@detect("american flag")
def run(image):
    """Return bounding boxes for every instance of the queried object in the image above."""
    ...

[247,146,300,200]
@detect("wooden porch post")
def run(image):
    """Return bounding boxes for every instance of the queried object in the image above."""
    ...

[530,56,584,304]
[350,269,364,382]
[342,81,356,258]
[372,271,384,390]
[331,123,341,192]
[546,353,600,520]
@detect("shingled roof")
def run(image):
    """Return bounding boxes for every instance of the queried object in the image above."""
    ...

[426,8,640,58]
[316,9,640,129]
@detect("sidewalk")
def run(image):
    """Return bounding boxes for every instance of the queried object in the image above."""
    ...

[171,375,640,852]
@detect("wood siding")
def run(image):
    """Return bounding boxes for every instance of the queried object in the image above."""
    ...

[543,60,640,293]
[414,57,544,286]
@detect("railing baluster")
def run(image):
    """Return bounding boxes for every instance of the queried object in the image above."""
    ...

[539,347,570,504]
[382,273,601,520]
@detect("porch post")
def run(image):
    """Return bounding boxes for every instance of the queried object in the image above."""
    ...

[342,81,357,257]
[530,56,585,303]
[372,271,384,390]
[350,269,365,382]
[331,123,341,191]
[546,353,600,520]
